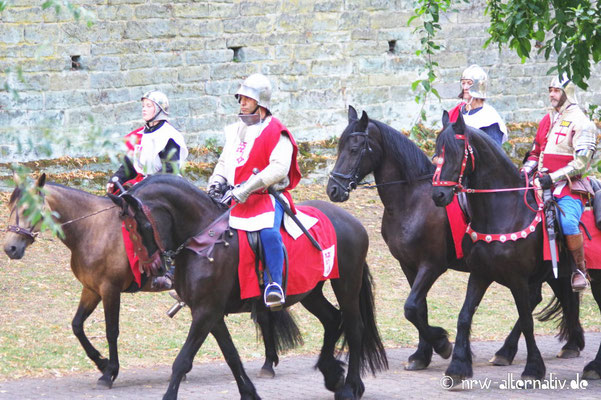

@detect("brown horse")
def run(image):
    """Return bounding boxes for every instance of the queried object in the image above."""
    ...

[2,174,301,388]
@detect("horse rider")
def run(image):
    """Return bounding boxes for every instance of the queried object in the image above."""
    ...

[107,90,188,290]
[525,73,598,291]
[207,73,301,310]
[448,64,508,146]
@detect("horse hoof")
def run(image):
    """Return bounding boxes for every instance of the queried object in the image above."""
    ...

[583,370,601,380]
[405,359,428,371]
[258,367,275,379]
[438,342,453,359]
[489,355,511,366]
[556,349,580,359]
[95,377,113,390]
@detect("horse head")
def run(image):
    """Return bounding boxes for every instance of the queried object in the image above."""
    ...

[109,174,223,276]
[432,111,523,208]
[431,111,473,207]
[3,174,46,259]
[327,106,382,202]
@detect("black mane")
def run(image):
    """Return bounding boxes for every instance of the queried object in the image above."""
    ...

[371,119,435,182]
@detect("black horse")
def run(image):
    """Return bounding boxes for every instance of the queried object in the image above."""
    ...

[110,174,388,400]
[2,174,301,386]
[430,111,582,382]
[327,106,583,371]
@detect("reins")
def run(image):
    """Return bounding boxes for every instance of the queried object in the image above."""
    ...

[6,198,117,244]
[433,130,547,243]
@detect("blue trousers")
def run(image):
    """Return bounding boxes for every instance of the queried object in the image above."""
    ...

[556,196,584,235]
[259,201,284,290]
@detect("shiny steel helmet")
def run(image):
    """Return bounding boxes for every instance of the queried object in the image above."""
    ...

[235,73,272,111]
[549,73,578,104]
[461,64,488,99]
[141,90,169,121]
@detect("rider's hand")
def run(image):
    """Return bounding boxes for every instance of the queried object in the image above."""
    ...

[539,173,553,190]
[208,182,223,200]
[106,182,115,194]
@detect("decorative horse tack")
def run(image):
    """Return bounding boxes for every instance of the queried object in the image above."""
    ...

[433,132,545,243]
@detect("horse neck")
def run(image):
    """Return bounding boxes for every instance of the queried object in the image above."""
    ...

[160,192,223,247]
[466,142,537,231]
[45,184,114,248]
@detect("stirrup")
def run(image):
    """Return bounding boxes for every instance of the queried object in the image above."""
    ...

[264,282,285,310]
[571,270,589,292]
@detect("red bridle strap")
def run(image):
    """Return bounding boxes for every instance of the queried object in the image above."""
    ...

[432,134,473,190]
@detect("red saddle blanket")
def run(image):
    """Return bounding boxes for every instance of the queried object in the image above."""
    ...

[581,210,601,270]
[238,205,339,300]
[122,223,143,286]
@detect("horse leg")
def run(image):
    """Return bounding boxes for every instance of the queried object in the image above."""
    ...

[546,276,584,359]
[583,271,601,379]
[300,286,345,393]
[490,280,543,366]
[72,288,108,375]
[163,308,220,400]
[510,283,546,380]
[255,309,278,378]
[96,287,122,389]
[332,264,388,400]
[212,318,261,399]
[404,266,450,370]
[445,274,491,384]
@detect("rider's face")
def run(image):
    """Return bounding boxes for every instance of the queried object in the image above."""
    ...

[549,87,566,110]
[238,95,258,115]
[461,79,473,101]
[142,99,156,122]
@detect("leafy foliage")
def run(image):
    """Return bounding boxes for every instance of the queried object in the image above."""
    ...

[486,0,601,89]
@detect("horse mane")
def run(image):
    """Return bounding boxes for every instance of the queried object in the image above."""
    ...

[370,119,435,182]
[437,122,519,180]
[131,174,224,208]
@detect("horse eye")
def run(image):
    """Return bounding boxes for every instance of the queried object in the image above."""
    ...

[350,147,359,154]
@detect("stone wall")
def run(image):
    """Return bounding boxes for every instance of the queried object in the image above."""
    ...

[1,0,600,161]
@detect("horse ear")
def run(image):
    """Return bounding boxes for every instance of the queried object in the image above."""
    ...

[453,111,466,134]
[37,173,46,188]
[442,110,450,128]
[348,105,358,121]
[357,110,369,131]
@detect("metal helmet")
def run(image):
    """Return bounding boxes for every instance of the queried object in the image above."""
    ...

[549,73,578,104]
[235,73,272,111]
[461,64,488,99]
[141,90,169,121]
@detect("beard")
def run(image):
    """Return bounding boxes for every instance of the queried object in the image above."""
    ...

[551,92,568,109]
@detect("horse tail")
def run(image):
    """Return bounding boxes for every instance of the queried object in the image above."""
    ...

[253,308,304,353]
[358,262,389,374]
[536,276,584,349]
[270,309,304,353]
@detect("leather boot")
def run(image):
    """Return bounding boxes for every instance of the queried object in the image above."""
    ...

[565,233,589,292]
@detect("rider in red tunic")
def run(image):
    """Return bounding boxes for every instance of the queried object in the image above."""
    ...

[208,73,302,309]
[525,74,598,291]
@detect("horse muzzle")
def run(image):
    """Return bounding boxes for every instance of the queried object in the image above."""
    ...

[3,240,27,260]
[432,187,454,207]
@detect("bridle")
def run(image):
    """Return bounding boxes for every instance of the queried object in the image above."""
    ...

[6,208,38,244]
[432,131,546,243]
[329,130,372,195]
[6,190,117,245]
[432,134,474,192]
